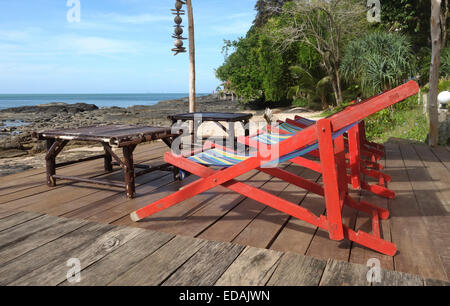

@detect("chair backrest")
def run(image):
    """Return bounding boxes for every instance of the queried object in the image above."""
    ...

[259,81,419,160]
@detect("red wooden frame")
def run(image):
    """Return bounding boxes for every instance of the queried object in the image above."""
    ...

[241,120,394,199]
[130,80,419,256]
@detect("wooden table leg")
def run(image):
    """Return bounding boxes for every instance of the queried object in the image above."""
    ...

[228,121,236,150]
[123,145,136,199]
[103,143,113,172]
[244,119,250,138]
[46,139,56,187]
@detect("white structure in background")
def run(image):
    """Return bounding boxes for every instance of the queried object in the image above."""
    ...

[437,91,450,145]
[438,90,450,109]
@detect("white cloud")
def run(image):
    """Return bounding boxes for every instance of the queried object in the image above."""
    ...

[0,28,42,43]
[95,13,171,24]
[211,21,252,35]
[55,35,141,55]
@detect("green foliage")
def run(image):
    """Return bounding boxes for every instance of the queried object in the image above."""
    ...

[364,94,428,142]
[215,21,318,105]
[421,77,450,92]
[253,0,289,27]
[341,31,416,97]
[320,93,428,143]
[287,65,332,109]
[418,47,450,82]
[376,0,431,52]
[440,48,450,78]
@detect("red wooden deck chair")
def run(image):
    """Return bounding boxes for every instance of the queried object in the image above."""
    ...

[240,121,394,199]
[130,80,419,256]
[271,95,387,158]
[249,83,417,197]
[272,117,384,163]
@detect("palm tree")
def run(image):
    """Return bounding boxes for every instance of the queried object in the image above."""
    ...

[341,31,416,97]
[287,65,332,109]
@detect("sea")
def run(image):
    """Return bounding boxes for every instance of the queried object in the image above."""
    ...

[0,93,208,110]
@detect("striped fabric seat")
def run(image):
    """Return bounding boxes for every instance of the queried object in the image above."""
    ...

[296,117,316,126]
[188,148,252,167]
[277,122,303,133]
[189,121,358,168]
[274,117,315,134]
[251,133,292,145]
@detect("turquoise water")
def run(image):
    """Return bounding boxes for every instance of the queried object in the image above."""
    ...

[0,93,206,109]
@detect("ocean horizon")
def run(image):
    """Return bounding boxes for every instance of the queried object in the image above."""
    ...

[0,93,209,110]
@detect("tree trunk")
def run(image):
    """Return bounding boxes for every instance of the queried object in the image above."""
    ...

[187,0,196,113]
[335,67,343,105]
[429,0,442,147]
[330,77,339,107]
[320,93,328,110]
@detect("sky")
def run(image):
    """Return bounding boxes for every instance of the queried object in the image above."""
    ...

[0,0,256,94]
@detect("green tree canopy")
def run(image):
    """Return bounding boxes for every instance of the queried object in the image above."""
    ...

[253,0,289,27]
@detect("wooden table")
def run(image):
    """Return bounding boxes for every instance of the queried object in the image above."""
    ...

[33,125,179,198]
[168,112,253,149]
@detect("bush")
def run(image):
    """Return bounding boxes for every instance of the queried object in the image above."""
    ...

[364,94,428,142]
[320,94,428,143]
[341,31,416,98]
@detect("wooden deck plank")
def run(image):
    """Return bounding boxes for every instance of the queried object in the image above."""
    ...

[0,141,166,187]
[0,222,113,285]
[108,235,206,286]
[150,170,268,237]
[349,198,394,271]
[319,259,370,286]
[374,269,424,286]
[0,211,44,232]
[0,214,87,266]
[413,144,445,168]
[9,225,144,285]
[197,163,298,243]
[400,144,448,216]
[0,143,167,203]
[232,167,320,249]
[36,170,171,218]
[269,186,325,254]
[80,174,197,225]
[267,252,327,286]
[215,246,283,286]
[431,146,450,170]
[109,175,202,228]
[349,151,395,271]
[306,204,356,262]
[59,172,173,221]
[61,230,175,286]
[399,144,450,281]
[424,278,450,286]
[111,169,266,236]
[0,209,20,220]
[413,144,450,214]
[1,153,168,215]
[0,209,446,286]
[162,240,245,286]
[385,143,448,281]
[0,141,449,283]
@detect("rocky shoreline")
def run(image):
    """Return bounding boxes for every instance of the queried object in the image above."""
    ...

[0,94,244,176]
[0,94,322,177]
[0,94,240,154]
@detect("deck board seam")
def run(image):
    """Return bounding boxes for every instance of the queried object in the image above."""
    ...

[192,164,292,239]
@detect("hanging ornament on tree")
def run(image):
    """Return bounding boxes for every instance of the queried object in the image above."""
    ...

[171,0,187,55]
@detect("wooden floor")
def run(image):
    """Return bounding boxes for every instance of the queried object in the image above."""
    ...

[0,140,449,283]
[0,209,448,286]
